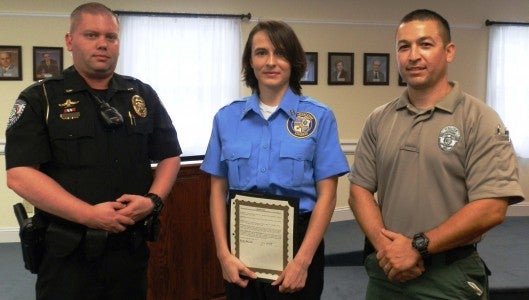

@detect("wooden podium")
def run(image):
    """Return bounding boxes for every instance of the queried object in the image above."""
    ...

[147,163,225,300]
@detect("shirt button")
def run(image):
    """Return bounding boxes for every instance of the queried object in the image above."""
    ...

[261,168,266,173]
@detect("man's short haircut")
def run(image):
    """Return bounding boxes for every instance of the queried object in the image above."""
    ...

[70,2,118,33]
[400,9,451,45]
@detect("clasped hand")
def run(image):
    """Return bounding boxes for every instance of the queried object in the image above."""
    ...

[376,228,425,282]
[85,194,154,233]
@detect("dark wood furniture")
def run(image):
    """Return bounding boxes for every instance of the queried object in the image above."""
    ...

[147,163,225,300]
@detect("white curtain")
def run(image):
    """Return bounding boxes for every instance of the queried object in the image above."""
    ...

[486,25,529,158]
[117,15,241,159]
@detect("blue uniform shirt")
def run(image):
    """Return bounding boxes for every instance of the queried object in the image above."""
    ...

[201,88,349,213]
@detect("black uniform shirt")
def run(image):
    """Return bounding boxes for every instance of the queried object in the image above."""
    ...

[5,66,182,205]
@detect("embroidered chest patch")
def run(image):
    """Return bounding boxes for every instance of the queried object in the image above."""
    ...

[438,125,460,152]
[286,112,317,138]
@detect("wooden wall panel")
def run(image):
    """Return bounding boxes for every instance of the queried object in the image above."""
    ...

[147,164,225,300]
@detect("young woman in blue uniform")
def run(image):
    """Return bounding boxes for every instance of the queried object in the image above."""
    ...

[200,21,349,299]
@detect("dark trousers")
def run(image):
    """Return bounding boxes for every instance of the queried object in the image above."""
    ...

[36,238,149,300]
[225,212,325,300]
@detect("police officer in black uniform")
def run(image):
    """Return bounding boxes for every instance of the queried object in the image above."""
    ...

[5,3,181,300]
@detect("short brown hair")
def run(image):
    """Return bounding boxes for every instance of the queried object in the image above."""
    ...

[70,2,118,33]
[241,21,306,95]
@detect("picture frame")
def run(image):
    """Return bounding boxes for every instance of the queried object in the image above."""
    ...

[0,45,22,80]
[398,73,407,86]
[328,52,353,85]
[33,46,63,81]
[301,52,318,85]
[363,53,389,86]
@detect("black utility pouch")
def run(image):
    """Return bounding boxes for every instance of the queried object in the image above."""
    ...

[142,214,161,242]
[13,203,48,274]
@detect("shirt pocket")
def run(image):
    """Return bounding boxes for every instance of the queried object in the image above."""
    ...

[125,115,153,161]
[48,121,97,167]
[221,143,252,188]
[276,141,315,187]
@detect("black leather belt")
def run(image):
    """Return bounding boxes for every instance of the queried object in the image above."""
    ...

[363,238,477,267]
[425,244,477,267]
[106,229,144,251]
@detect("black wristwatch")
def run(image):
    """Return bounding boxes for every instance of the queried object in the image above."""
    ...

[412,232,430,259]
[145,193,164,215]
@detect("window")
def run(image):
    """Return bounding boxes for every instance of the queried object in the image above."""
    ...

[117,15,241,160]
[486,25,529,158]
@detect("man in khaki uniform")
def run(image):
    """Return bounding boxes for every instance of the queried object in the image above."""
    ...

[348,9,525,299]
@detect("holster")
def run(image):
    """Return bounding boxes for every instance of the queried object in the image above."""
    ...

[17,211,48,274]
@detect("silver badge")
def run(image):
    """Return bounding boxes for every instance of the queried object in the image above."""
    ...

[438,125,460,152]
[7,99,26,129]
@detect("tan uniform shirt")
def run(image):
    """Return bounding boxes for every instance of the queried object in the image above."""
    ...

[349,81,525,237]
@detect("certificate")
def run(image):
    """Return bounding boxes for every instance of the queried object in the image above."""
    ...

[229,190,299,281]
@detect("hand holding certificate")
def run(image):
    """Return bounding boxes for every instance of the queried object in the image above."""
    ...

[229,190,299,281]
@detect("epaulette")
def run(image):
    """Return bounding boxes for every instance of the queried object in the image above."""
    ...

[120,74,140,82]
[38,74,64,83]
[25,75,63,90]
[299,96,329,109]
[231,98,247,104]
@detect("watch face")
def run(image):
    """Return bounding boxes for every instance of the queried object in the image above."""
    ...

[412,233,429,258]
[413,233,428,249]
[415,237,426,248]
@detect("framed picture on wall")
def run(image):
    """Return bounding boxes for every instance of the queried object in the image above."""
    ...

[301,52,318,85]
[328,52,353,85]
[33,46,63,81]
[0,45,22,80]
[363,53,389,86]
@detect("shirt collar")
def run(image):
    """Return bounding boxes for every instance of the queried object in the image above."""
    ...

[61,66,135,95]
[396,81,464,113]
[241,88,300,120]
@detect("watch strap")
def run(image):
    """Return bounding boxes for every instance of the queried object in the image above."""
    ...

[145,192,163,215]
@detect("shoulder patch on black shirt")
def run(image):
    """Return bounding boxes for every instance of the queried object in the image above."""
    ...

[7,99,27,129]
